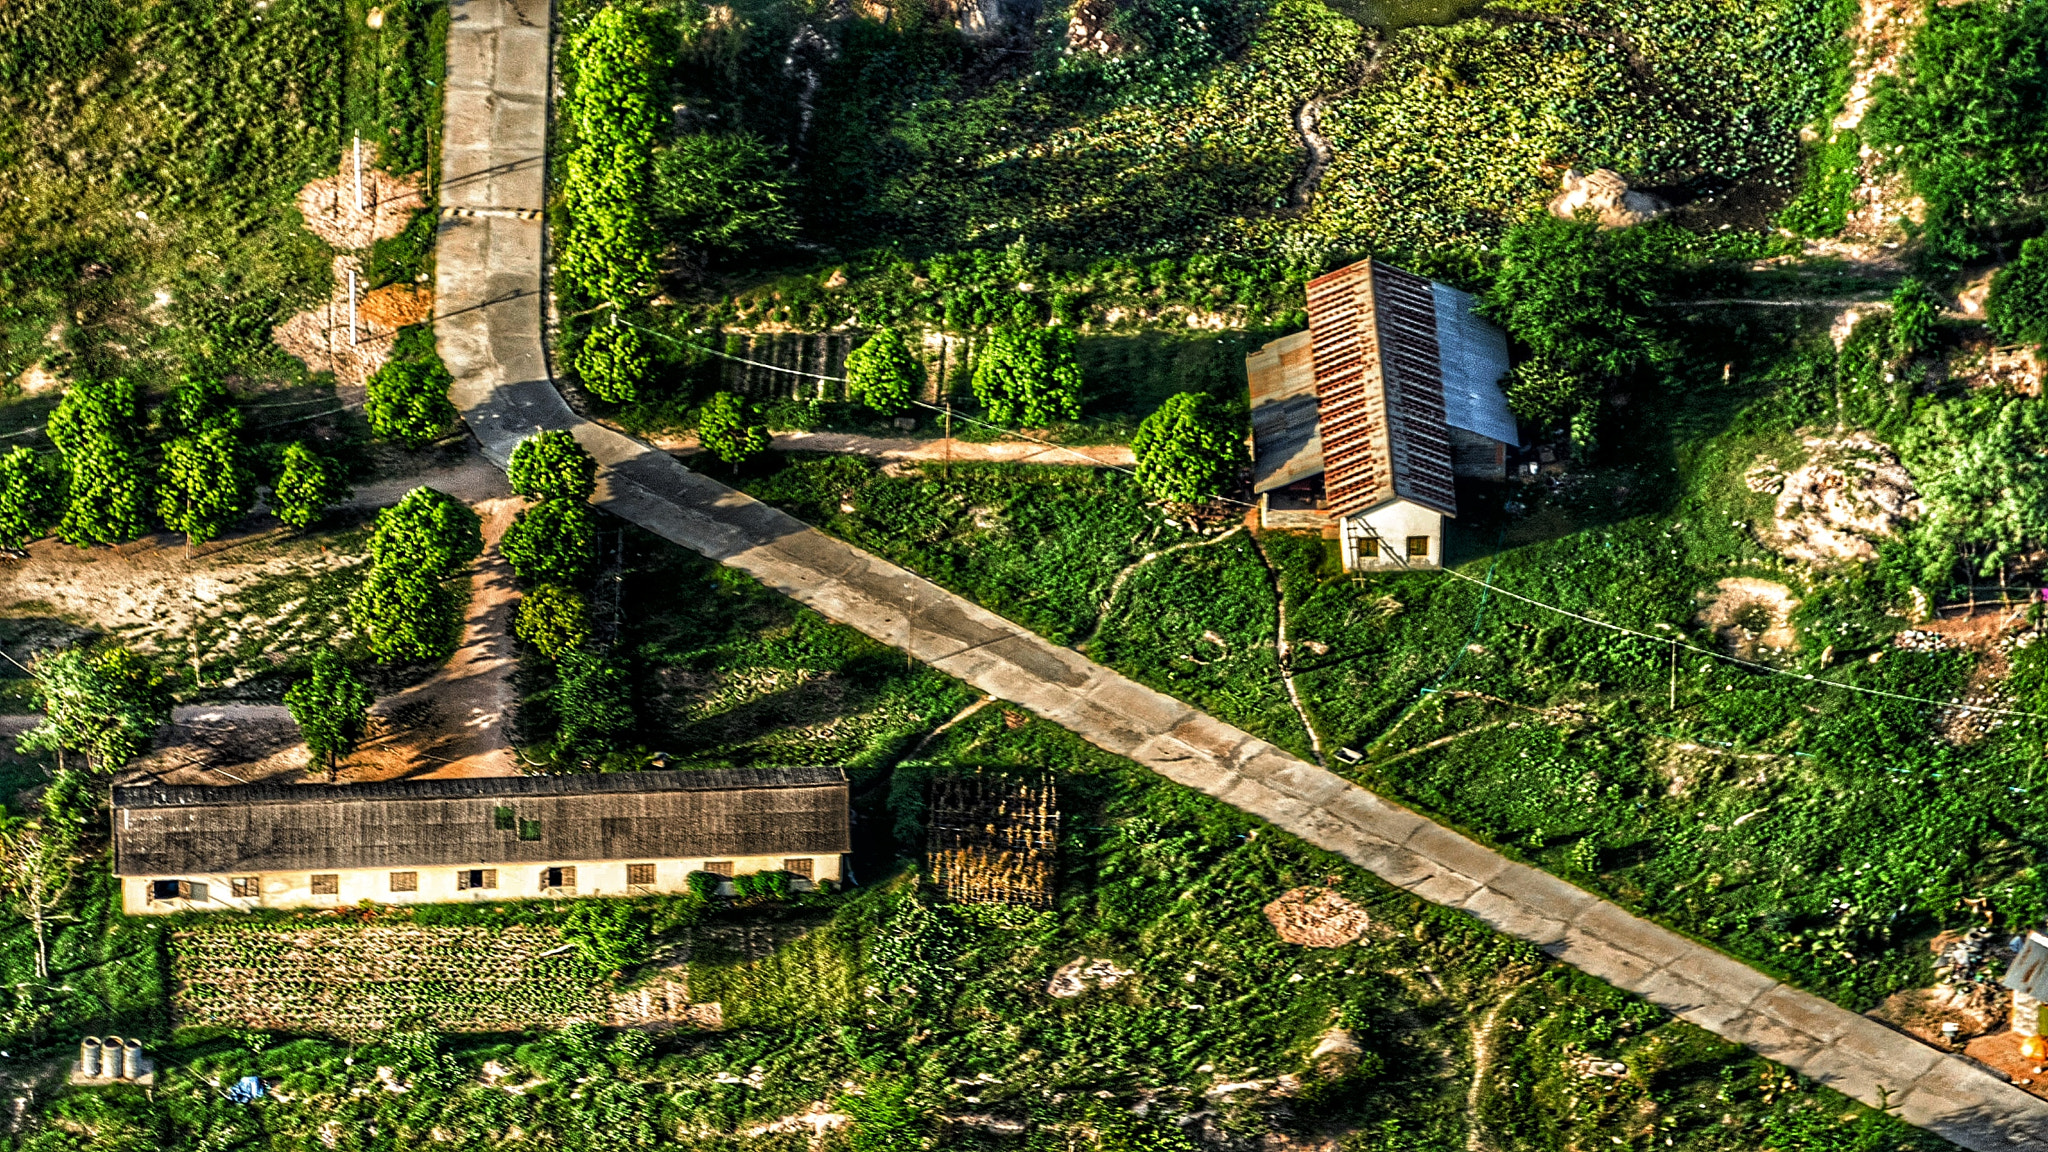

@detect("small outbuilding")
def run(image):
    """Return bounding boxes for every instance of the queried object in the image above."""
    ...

[1246,258,1518,570]
[112,767,850,914]
[2005,931,2048,1041]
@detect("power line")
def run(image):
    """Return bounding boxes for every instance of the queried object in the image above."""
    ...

[1434,565,2048,721]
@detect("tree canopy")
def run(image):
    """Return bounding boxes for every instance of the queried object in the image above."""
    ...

[158,426,252,543]
[970,327,1083,426]
[160,375,243,438]
[1867,0,2048,250]
[370,486,485,580]
[553,648,634,765]
[515,584,593,659]
[1988,236,2048,346]
[272,441,348,530]
[1480,217,1684,380]
[350,565,466,664]
[561,6,658,308]
[17,646,172,772]
[285,648,373,780]
[501,498,601,586]
[1900,394,2048,586]
[47,377,141,457]
[698,392,770,465]
[845,328,921,414]
[1131,392,1246,504]
[509,429,599,502]
[56,440,152,546]
[0,447,62,550]
[576,325,648,405]
[366,354,458,448]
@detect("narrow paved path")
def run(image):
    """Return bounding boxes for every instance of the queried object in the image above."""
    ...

[431,1,2048,1145]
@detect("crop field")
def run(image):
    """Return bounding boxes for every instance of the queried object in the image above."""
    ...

[174,923,612,1036]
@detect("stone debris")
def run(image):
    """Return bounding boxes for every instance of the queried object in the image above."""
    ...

[743,1102,849,1143]
[1065,0,1131,55]
[1570,1056,1630,1078]
[1262,887,1372,948]
[1046,955,1135,998]
[1893,629,1954,653]
[1748,434,1921,566]
[1547,168,1668,230]
[1694,578,1801,657]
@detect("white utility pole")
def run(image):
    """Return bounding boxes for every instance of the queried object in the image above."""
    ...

[348,269,358,347]
[353,132,364,213]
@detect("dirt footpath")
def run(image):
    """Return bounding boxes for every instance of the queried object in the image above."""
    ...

[646,427,1137,468]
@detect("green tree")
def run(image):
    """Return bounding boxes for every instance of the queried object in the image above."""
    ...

[501,498,601,586]
[350,565,466,664]
[553,648,634,765]
[970,326,1083,426]
[561,7,659,307]
[161,375,243,437]
[272,441,348,530]
[698,391,770,465]
[1901,394,2048,586]
[515,584,593,658]
[56,440,153,546]
[1503,357,1599,429]
[509,429,599,502]
[370,487,484,579]
[1131,392,1246,503]
[16,646,172,773]
[1988,236,2048,345]
[0,447,62,550]
[575,324,648,405]
[0,804,81,981]
[46,377,141,457]
[845,328,921,414]
[285,648,373,780]
[366,354,457,448]
[1480,217,1682,380]
[1867,0,2048,252]
[651,131,797,253]
[158,426,252,543]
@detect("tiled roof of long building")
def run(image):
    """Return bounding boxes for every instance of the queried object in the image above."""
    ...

[1306,259,1457,519]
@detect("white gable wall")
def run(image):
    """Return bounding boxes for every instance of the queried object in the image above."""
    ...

[1340,500,1444,571]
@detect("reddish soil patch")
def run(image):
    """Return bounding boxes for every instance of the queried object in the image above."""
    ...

[1965,1031,2048,1097]
[1263,887,1372,948]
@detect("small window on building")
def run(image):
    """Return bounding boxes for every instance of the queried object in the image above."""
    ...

[151,879,181,902]
[187,881,208,903]
[1406,535,1429,559]
[311,874,340,896]
[542,866,576,890]
[705,860,735,877]
[783,858,814,880]
[626,863,656,887]
[389,871,418,893]
[460,868,497,891]
[231,877,259,898]
[1357,536,1379,559]
[494,806,516,830]
[518,819,542,841]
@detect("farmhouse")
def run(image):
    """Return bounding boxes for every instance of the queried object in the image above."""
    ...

[1245,258,1518,570]
[112,767,850,915]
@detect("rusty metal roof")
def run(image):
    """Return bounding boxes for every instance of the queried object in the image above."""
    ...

[1247,330,1324,493]
[1306,259,1457,519]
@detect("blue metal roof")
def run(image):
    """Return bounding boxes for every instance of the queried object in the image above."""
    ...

[1430,283,1519,448]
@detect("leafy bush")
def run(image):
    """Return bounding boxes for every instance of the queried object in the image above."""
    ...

[698,391,770,464]
[1481,217,1685,381]
[1130,392,1246,503]
[651,131,797,253]
[369,486,485,580]
[575,323,648,404]
[349,565,465,664]
[1987,236,2048,345]
[284,648,372,778]
[56,440,153,547]
[365,341,458,448]
[686,870,723,900]
[515,584,593,659]
[560,6,658,308]
[970,327,1083,426]
[271,441,347,530]
[0,447,62,550]
[157,427,252,543]
[501,498,601,586]
[844,328,920,414]
[553,648,634,764]
[17,645,172,772]
[160,375,243,437]
[1897,393,2048,584]
[508,429,599,502]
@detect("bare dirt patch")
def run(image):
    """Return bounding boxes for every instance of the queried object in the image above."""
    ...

[1745,434,1920,567]
[295,150,427,252]
[271,255,401,392]
[1694,578,1801,656]
[1262,886,1372,948]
